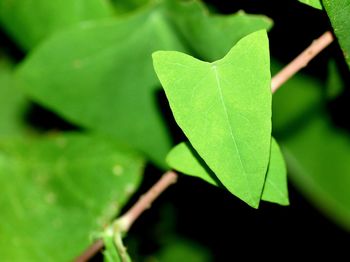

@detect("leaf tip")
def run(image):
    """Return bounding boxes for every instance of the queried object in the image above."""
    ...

[152,51,166,63]
[249,199,261,209]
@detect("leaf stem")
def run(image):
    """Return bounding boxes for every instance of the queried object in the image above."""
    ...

[271,31,334,93]
[75,30,334,262]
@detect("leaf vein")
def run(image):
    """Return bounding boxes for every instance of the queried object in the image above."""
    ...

[212,65,247,175]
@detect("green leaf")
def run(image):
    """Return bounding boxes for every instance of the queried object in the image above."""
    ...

[166,138,289,206]
[298,0,323,10]
[155,238,212,262]
[0,57,28,137]
[282,114,350,230]
[0,0,113,50]
[111,0,149,14]
[272,60,350,230]
[326,59,344,99]
[166,141,219,187]
[16,4,186,168]
[261,138,289,206]
[270,61,323,136]
[165,0,273,61]
[153,30,272,208]
[323,0,350,68]
[0,133,144,261]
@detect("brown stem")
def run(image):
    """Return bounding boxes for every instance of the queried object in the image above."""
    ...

[75,239,104,262]
[118,171,178,232]
[271,31,334,93]
[75,30,334,262]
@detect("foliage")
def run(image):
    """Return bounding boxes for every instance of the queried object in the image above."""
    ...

[298,0,323,10]
[0,133,144,261]
[323,0,350,68]
[0,0,349,260]
[153,31,274,208]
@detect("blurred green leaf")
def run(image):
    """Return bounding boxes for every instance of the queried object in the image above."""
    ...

[111,0,149,14]
[16,4,186,168]
[166,138,289,206]
[153,31,271,208]
[0,57,28,137]
[282,114,350,230]
[326,59,344,99]
[298,0,323,10]
[165,0,273,61]
[323,0,350,68]
[272,60,350,230]
[155,238,212,262]
[0,133,144,261]
[0,0,113,50]
[271,62,323,136]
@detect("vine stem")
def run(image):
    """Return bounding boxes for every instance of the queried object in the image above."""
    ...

[117,171,178,232]
[75,30,334,262]
[75,239,104,262]
[271,31,334,92]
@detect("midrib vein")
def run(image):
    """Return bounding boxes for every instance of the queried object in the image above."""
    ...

[212,65,253,201]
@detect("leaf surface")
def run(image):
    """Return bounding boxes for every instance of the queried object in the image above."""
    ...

[155,238,212,262]
[0,58,27,137]
[111,0,149,14]
[298,0,323,10]
[166,142,219,186]
[16,5,185,168]
[165,0,273,61]
[323,0,350,68]
[0,133,144,261]
[153,30,272,207]
[261,139,289,205]
[0,0,113,50]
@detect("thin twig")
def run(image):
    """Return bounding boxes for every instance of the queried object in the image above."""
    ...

[75,30,334,262]
[118,171,178,232]
[75,239,104,262]
[271,31,334,93]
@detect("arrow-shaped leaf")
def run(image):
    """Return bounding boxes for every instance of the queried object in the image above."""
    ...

[153,30,272,208]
